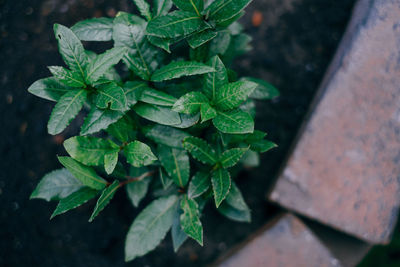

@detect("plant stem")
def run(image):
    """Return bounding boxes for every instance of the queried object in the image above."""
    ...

[117,170,156,188]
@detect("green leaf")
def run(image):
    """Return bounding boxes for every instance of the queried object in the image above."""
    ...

[106,115,136,143]
[27,77,72,102]
[89,180,120,222]
[147,35,172,53]
[211,168,231,207]
[94,82,127,111]
[173,0,203,16]
[188,172,210,199]
[111,162,128,179]
[143,125,190,149]
[219,147,248,168]
[80,107,124,136]
[132,0,152,21]
[250,140,277,153]
[204,0,252,23]
[47,89,87,135]
[104,152,119,175]
[123,81,148,107]
[242,77,280,100]
[217,11,244,28]
[146,11,209,38]
[209,31,231,55]
[125,195,178,261]
[203,55,228,100]
[188,30,217,49]
[159,167,174,189]
[171,203,188,252]
[51,187,99,219]
[173,113,200,128]
[182,136,218,165]
[200,102,217,123]
[58,156,107,190]
[30,168,84,201]
[214,81,257,111]
[172,92,208,114]
[48,66,85,87]
[126,167,152,207]
[180,195,203,245]
[54,24,89,77]
[63,136,119,166]
[240,150,259,167]
[190,43,209,62]
[240,98,256,118]
[124,141,157,167]
[134,103,181,126]
[71,17,114,41]
[139,88,177,106]
[158,145,190,187]
[212,109,254,134]
[218,181,251,222]
[151,61,215,82]
[153,0,173,17]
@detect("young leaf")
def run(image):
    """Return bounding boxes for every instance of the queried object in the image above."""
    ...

[219,147,248,168]
[134,103,181,126]
[242,77,280,100]
[203,55,228,100]
[94,82,127,111]
[125,195,178,261]
[51,187,99,219]
[250,140,277,153]
[80,107,124,136]
[47,89,87,135]
[151,61,215,82]
[188,30,217,49]
[180,195,203,245]
[173,0,203,16]
[132,0,152,21]
[214,81,257,111]
[106,115,136,143]
[188,172,210,199]
[204,0,252,23]
[48,66,85,87]
[158,145,190,188]
[89,180,120,222]
[147,35,172,53]
[153,0,173,17]
[172,92,208,114]
[218,181,251,222]
[211,168,231,207]
[71,17,114,41]
[143,125,190,149]
[139,88,178,106]
[27,77,72,102]
[104,152,119,175]
[63,136,119,166]
[212,109,254,134]
[171,203,188,252]
[54,24,88,77]
[30,168,84,201]
[123,81,148,107]
[182,137,218,165]
[200,102,217,123]
[85,47,127,84]
[124,141,157,167]
[146,11,209,38]
[58,156,107,190]
[126,167,152,207]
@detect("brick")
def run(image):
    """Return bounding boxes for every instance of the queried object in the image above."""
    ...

[269,0,400,244]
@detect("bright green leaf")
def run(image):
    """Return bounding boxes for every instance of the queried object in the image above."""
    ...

[139,88,177,106]
[218,181,250,222]
[219,147,248,168]
[151,61,215,82]
[212,109,254,134]
[242,77,280,100]
[89,180,120,222]
[143,125,190,149]
[147,35,172,53]
[27,77,72,102]
[211,168,231,207]
[80,107,124,136]
[204,0,252,23]
[173,0,203,16]
[214,81,257,111]
[182,136,218,165]
[106,115,136,143]
[172,92,208,114]
[94,82,127,111]
[153,0,173,17]
[134,103,181,126]
[203,55,228,100]
[124,141,157,167]
[71,17,114,41]
[158,145,190,188]
[104,152,119,175]
[200,102,217,123]
[180,195,203,245]
[132,0,152,21]
[188,172,210,199]
[48,66,85,87]
[188,30,217,49]
[123,81,148,107]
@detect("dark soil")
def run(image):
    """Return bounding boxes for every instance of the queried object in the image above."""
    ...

[0,0,355,266]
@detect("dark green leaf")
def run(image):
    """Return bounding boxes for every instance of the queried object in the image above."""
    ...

[180,195,203,245]
[132,0,152,21]
[218,181,250,222]
[126,167,152,207]
[89,180,120,222]
[173,113,200,128]
[204,0,252,23]
[30,168,84,201]
[219,147,248,168]
[203,55,228,100]
[240,98,256,118]
[173,0,203,16]
[47,89,87,135]
[183,136,218,165]
[200,102,217,123]
[172,92,208,114]
[139,88,177,106]
[151,61,215,82]
[104,152,119,175]
[134,103,181,126]
[188,30,217,49]
[242,77,280,100]
[171,203,188,252]
[188,172,210,199]
[51,187,99,219]
[123,81,148,107]
[153,0,173,17]
[71,17,113,41]
[217,12,244,28]
[80,107,124,136]
[212,109,254,134]
[209,31,231,55]
[250,140,277,153]
[27,77,72,102]
[159,167,174,189]
[54,24,88,77]
[124,141,157,167]
[214,81,257,111]
[48,66,85,87]
[211,168,231,207]
[143,125,190,149]
[240,150,259,167]
[106,115,136,143]
[58,156,107,190]
[94,82,127,111]
[125,195,178,261]
[146,11,209,38]
[147,35,172,53]
[158,145,190,187]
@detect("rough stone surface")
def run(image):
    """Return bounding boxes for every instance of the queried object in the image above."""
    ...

[269,0,400,244]
[214,214,341,267]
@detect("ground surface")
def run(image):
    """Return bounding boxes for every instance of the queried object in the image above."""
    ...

[0,0,355,266]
